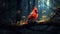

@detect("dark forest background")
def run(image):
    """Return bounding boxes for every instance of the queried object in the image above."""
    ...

[0,0,60,34]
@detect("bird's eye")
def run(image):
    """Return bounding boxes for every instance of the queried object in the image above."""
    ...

[35,10,37,12]
[35,10,38,13]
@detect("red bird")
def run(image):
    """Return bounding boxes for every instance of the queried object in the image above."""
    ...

[26,6,38,23]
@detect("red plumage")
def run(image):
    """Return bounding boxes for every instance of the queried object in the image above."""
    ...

[26,6,38,23]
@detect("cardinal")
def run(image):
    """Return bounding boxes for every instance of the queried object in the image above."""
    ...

[26,6,38,24]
